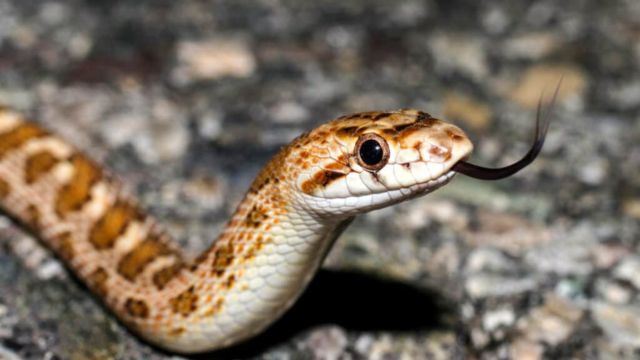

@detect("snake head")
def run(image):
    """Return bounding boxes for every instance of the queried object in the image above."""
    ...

[290,88,555,217]
[291,109,474,216]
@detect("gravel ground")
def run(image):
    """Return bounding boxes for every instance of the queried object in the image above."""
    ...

[0,1,639,359]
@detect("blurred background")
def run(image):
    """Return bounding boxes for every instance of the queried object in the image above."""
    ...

[0,0,639,359]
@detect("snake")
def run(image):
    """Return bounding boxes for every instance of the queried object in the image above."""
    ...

[0,94,553,353]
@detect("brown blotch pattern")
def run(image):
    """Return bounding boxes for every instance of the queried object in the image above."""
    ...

[117,237,172,281]
[55,232,75,260]
[170,286,199,317]
[25,151,59,184]
[416,111,433,122]
[0,123,47,158]
[89,201,141,250]
[373,112,391,121]
[89,267,109,296]
[0,178,9,199]
[169,327,186,337]
[223,274,236,290]
[212,242,235,277]
[125,298,150,318]
[204,298,225,317]
[24,205,41,229]
[244,205,268,228]
[152,261,184,290]
[55,154,102,217]
[301,170,346,194]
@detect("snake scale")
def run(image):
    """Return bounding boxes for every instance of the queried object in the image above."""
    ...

[0,100,552,353]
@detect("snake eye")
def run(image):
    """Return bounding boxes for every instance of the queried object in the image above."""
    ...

[355,133,390,171]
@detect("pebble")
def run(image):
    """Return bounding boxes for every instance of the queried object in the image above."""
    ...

[196,111,223,140]
[613,256,640,290]
[302,326,348,360]
[594,279,632,305]
[427,32,488,80]
[592,302,640,347]
[509,64,588,109]
[502,32,560,60]
[466,274,538,299]
[464,211,551,256]
[622,198,640,219]
[172,37,256,84]
[270,101,310,124]
[516,294,583,346]
[482,307,515,332]
[466,247,516,273]
[510,339,544,360]
[442,92,493,131]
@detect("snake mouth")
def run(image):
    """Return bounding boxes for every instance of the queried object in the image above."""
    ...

[452,84,558,180]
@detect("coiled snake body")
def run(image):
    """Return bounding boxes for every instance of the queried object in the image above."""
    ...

[0,104,550,353]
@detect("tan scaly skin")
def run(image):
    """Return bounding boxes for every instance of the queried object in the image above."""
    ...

[0,102,552,353]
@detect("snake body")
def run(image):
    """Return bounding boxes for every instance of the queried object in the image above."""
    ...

[0,106,474,353]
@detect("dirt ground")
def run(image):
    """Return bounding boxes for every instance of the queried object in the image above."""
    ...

[0,1,639,359]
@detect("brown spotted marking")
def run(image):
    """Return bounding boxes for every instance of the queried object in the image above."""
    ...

[152,261,184,290]
[0,178,9,199]
[0,123,47,158]
[242,234,266,261]
[89,201,141,250]
[24,205,41,229]
[416,111,433,122]
[223,274,236,290]
[170,286,199,317]
[55,154,102,217]
[170,327,186,337]
[125,298,150,318]
[55,232,75,261]
[25,151,60,183]
[212,242,235,277]
[393,123,416,133]
[204,298,224,317]
[89,267,109,296]
[372,112,391,121]
[336,126,360,138]
[301,170,346,194]
[244,205,268,228]
[117,236,173,281]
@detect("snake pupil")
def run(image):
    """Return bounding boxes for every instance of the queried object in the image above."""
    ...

[359,139,383,165]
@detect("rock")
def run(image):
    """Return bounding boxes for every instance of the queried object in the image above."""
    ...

[270,101,310,124]
[464,211,551,256]
[172,37,256,84]
[502,32,561,60]
[517,294,584,346]
[613,256,640,290]
[466,274,538,299]
[482,307,515,332]
[510,339,544,360]
[592,302,640,347]
[427,32,489,80]
[576,157,608,186]
[442,92,493,131]
[302,326,348,360]
[594,279,632,305]
[509,64,588,109]
[465,247,516,273]
[622,198,640,220]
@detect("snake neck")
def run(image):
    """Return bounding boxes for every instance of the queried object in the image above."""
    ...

[0,112,351,352]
